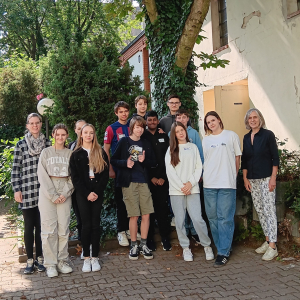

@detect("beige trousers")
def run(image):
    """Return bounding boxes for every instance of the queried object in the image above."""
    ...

[38,177,72,267]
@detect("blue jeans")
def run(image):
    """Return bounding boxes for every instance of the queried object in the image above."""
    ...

[204,188,236,257]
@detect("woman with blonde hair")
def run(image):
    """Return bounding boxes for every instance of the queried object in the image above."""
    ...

[38,124,74,277]
[242,108,279,261]
[70,124,109,272]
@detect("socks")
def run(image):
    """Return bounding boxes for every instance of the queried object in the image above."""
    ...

[131,240,138,247]
[140,238,147,247]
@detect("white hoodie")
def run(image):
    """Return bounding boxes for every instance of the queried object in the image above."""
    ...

[165,142,202,196]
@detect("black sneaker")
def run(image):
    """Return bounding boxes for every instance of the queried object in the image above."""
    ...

[24,259,35,274]
[34,256,46,272]
[139,244,154,260]
[214,255,229,267]
[147,239,156,252]
[191,234,201,244]
[161,238,172,251]
[129,245,139,260]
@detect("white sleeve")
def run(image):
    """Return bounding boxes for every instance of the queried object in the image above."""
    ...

[232,132,242,156]
[188,146,202,186]
[165,149,184,192]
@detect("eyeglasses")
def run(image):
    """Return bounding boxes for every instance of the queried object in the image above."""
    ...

[168,102,181,105]
[28,122,41,126]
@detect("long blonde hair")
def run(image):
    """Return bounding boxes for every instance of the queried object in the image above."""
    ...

[75,124,107,173]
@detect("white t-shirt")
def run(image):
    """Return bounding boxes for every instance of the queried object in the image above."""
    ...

[202,130,242,189]
[165,142,202,195]
[83,147,95,177]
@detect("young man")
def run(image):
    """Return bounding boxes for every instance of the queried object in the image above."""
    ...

[127,95,148,125]
[159,94,182,134]
[104,102,131,247]
[172,109,208,243]
[143,111,172,251]
[111,116,156,260]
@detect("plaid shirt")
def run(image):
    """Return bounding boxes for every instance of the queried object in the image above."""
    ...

[11,138,52,209]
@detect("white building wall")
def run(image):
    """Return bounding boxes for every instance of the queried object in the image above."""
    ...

[195,0,300,149]
[128,51,144,90]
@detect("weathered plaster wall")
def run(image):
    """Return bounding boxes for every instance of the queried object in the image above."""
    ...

[195,0,300,149]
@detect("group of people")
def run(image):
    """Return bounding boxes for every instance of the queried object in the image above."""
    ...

[11,94,279,278]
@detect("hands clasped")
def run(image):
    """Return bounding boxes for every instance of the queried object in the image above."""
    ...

[54,195,66,204]
[181,182,192,195]
[87,192,98,202]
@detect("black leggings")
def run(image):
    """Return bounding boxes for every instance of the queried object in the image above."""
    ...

[22,207,43,259]
[76,179,104,257]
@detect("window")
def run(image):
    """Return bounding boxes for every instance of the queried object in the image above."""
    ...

[287,0,300,18]
[211,0,228,52]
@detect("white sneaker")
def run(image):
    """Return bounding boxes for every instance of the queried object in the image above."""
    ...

[204,246,214,261]
[125,230,141,241]
[46,266,58,278]
[255,241,269,254]
[262,246,278,261]
[91,257,101,272]
[57,260,73,274]
[118,231,129,246]
[183,248,193,262]
[82,258,92,272]
[171,217,176,227]
[81,244,92,259]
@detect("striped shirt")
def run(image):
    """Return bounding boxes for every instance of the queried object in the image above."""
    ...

[11,138,52,209]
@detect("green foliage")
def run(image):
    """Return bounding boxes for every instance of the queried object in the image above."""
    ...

[250,224,265,242]
[41,38,143,140]
[0,138,22,201]
[234,223,250,242]
[140,1,229,128]
[0,125,24,144]
[277,139,300,182]
[0,58,41,126]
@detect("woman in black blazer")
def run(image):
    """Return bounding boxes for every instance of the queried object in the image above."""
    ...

[70,124,109,273]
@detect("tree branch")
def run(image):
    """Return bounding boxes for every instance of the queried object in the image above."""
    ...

[175,0,211,71]
[144,0,158,24]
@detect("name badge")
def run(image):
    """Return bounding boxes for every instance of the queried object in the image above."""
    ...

[158,138,165,143]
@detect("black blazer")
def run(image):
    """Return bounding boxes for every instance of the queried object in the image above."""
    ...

[111,137,157,188]
[70,147,109,199]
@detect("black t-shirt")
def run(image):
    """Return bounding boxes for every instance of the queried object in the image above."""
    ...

[128,138,146,183]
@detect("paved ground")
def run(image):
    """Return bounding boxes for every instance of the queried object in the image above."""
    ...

[1,203,300,300]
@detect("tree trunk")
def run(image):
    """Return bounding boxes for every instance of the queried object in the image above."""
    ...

[175,0,211,71]
[144,0,158,24]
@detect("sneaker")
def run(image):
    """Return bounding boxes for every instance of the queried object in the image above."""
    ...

[34,256,46,272]
[183,248,193,262]
[139,244,154,260]
[81,244,92,260]
[262,246,278,261]
[46,266,58,278]
[24,259,35,274]
[204,246,214,261]
[255,241,269,254]
[214,255,229,267]
[91,257,101,272]
[82,258,92,272]
[191,234,201,244]
[118,231,129,246]
[161,238,172,251]
[129,245,139,260]
[126,230,141,241]
[171,216,176,227]
[57,260,73,274]
[147,239,156,252]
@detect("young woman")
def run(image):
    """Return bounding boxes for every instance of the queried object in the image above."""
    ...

[242,108,279,261]
[11,113,51,274]
[202,111,242,267]
[70,124,109,272]
[165,122,213,262]
[37,124,74,278]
